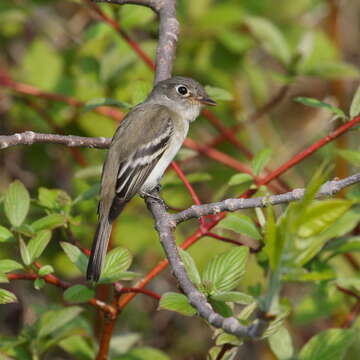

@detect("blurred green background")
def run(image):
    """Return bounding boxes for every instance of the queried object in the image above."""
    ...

[0,0,360,359]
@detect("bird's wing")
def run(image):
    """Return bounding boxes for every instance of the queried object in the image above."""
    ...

[99,104,173,220]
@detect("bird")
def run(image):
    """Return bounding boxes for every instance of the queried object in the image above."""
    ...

[86,76,216,281]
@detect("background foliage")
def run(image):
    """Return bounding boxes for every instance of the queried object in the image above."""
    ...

[0,0,360,359]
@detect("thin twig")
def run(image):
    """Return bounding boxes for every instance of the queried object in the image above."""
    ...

[206,232,262,253]
[172,173,360,223]
[7,272,116,315]
[115,284,161,300]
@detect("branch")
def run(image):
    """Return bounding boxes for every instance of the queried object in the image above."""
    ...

[172,173,360,224]
[0,131,110,150]
[93,0,179,84]
[1,132,286,194]
[145,190,270,338]
[7,272,116,316]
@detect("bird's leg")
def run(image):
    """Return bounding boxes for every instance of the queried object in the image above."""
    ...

[140,185,167,208]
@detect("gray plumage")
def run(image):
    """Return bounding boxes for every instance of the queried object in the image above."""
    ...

[87,77,216,281]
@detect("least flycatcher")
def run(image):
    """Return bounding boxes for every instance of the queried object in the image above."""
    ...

[87,76,216,281]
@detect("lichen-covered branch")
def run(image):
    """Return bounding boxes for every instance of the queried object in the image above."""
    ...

[172,172,360,224]
[0,131,110,150]
[145,190,270,338]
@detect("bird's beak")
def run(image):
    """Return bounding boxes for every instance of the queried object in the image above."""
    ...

[197,96,217,106]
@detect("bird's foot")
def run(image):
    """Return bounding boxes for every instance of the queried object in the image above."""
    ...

[140,188,167,209]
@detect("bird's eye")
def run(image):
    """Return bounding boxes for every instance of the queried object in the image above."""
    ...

[176,85,189,96]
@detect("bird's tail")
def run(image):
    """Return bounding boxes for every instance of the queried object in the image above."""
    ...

[87,198,128,281]
[86,214,112,282]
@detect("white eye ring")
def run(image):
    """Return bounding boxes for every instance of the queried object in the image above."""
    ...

[176,85,190,97]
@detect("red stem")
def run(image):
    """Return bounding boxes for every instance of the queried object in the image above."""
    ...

[206,232,262,253]
[342,299,360,328]
[258,115,360,186]
[118,287,161,300]
[202,108,252,157]
[7,270,116,316]
[0,72,123,121]
[170,162,202,205]
[85,0,155,71]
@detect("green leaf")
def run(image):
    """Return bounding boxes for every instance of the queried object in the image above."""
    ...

[336,149,360,167]
[252,148,272,176]
[202,247,249,293]
[325,236,360,257]
[297,199,352,238]
[179,249,201,287]
[264,205,282,270]
[208,298,233,317]
[31,214,66,232]
[299,329,355,360]
[204,85,233,101]
[228,173,253,186]
[83,97,131,113]
[0,273,9,283]
[197,4,244,30]
[219,214,261,240]
[73,183,100,204]
[262,308,290,339]
[19,238,31,266]
[305,61,359,79]
[59,335,95,360]
[268,327,294,360]
[294,97,346,118]
[107,271,139,281]
[60,242,88,274]
[27,230,52,262]
[217,30,254,54]
[34,278,45,290]
[38,188,72,210]
[122,347,171,360]
[159,292,197,317]
[110,333,141,355]
[64,285,95,303]
[38,265,54,276]
[244,16,291,65]
[337,278,360,293]
[350,85,360,118]
[0,289,17,304]
[99,247,132,283]
[215,332,242,347]
[22,39,63,91]
[282,268,335,282]
[38,306,83,338]
[211,291,254,305]
[294,206,360,266]
[4,180,30,227]
[0,259,23,273]
[0,226,15,243]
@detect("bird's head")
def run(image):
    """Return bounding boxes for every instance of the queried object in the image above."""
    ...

[148,76,216,121]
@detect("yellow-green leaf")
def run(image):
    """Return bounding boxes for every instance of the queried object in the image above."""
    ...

[4,180,30,227]
[297,199,352,238]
